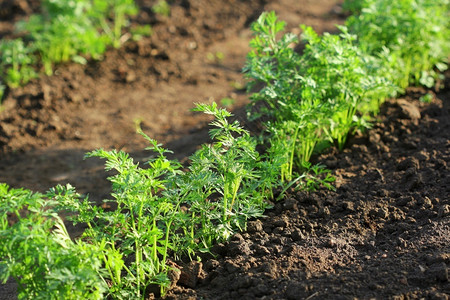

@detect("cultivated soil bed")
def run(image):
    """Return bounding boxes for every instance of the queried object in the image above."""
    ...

[1,0,449,299]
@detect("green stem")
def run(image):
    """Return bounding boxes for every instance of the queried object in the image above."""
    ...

[288,126,300,180]
[223,184,229,222]
[152,218,158,272]
[162,220,171,268]
[114,9,124,48]
[229,178,241,210]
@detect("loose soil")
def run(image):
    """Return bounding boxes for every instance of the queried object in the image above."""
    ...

[0,1,448,299]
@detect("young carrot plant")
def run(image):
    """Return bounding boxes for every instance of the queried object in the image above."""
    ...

[244,11,302,122]
[0,0,142,98]
[188,103,270,241]
[300,25,392,150]
[0,40,37,88]
[0,184,107,300]
[345,0,450,89]
[18,0,104,74]
[89,0,139,48]
[68,138,181,299]
[152,0,171,17]
[244,11,392,185]
[244,11,323,176]
[18,0,137,74]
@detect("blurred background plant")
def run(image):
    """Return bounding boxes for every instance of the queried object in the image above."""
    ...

[152,0,171,17]
[0,0,151,102]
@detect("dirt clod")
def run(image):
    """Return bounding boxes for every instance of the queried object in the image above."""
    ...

[178,261,203,289]
[397,98,421,121]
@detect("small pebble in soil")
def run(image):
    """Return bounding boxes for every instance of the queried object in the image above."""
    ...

[438,204,450,218]
[326,237,337,248]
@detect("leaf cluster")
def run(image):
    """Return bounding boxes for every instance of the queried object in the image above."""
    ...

[345,0,450,88]
[152,0,171,17]
[0,184,106,299]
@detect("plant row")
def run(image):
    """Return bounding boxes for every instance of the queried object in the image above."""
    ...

[1,0,449,299]
[1,103,281,299]
[0,0,165,101]
[245,0,449,182]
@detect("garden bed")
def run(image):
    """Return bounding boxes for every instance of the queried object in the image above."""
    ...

[1,0,449,299]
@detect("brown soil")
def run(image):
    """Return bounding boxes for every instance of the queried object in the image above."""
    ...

[1,0,449,299]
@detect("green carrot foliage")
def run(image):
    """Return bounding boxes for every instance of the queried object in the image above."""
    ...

[0,184,107,300]
[244,11,392,182]
[345,0,450,88]
[0,0,143,102]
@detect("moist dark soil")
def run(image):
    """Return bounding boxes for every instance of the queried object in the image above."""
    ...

[1,0,449,299]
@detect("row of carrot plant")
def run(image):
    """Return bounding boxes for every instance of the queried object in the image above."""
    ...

[0,0,167,101]
[245,0,449,182]
[1,0,449,299]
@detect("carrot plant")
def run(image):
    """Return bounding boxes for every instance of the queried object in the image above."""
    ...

[0,40,37,88]
[345,0,450,89]
[0,0,144,102]
[244,12,392,184]
[245,2,448,186]
[152,0,171,17]
[168,103,277,258]
[19,6,107,75]
[88,0,139,48]
[188,103,270,237]
[60,138,182,299]
[18,0,138,74]
[0,184,107,300]
[244,11,320,177]
[299,25,393,149]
